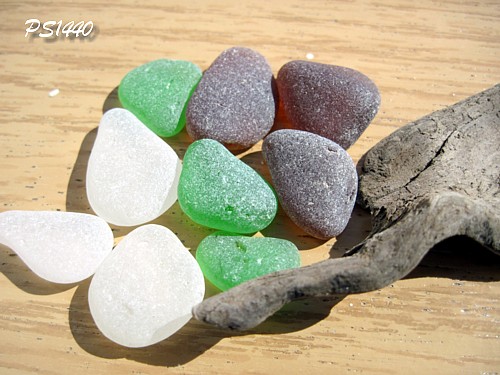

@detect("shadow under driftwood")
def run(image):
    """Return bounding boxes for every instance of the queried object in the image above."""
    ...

[405,236,500,282]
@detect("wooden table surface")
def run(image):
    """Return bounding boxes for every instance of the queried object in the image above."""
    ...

[1,1,499,374]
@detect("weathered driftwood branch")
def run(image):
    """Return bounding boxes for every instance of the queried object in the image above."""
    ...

[193,84,500,331]
[358,84,500,233]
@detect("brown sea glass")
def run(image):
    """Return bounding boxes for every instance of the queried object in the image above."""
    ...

[276,60,380,149]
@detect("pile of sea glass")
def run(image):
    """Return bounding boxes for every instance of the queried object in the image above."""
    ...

[0,47,380,347]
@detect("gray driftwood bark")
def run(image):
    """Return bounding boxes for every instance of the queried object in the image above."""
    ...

[193,84,500,331]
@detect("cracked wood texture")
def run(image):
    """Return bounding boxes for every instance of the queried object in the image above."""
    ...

[358,84,500,233]
[1,1,499,374]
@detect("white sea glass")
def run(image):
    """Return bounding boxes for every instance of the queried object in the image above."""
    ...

[88,224,205,348]
[86,108,181,226]
[0,210,113,283]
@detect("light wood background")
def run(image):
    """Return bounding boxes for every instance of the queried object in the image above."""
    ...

[1,1,499,374]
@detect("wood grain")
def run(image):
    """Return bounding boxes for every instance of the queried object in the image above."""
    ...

[1,0,499,374]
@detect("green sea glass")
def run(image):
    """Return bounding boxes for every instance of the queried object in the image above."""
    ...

[178,139,277,233]
[196,232,301,291]
[118,59,202,137]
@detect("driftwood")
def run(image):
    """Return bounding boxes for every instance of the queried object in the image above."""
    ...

[192,84,500,331]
